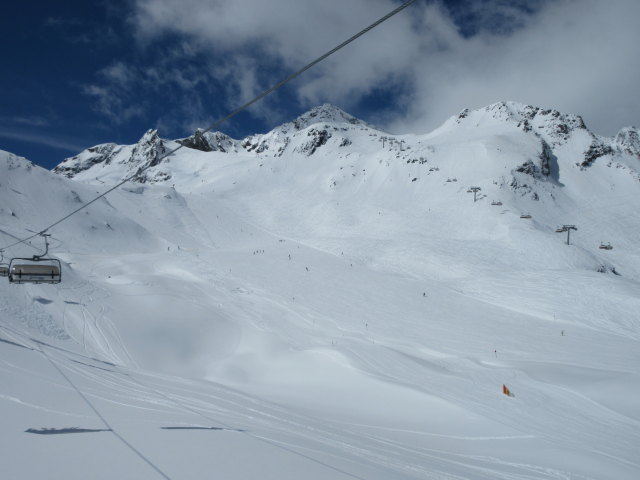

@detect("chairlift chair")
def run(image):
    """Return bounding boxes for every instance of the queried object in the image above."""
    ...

[491,200,502,206]
[520,213,532,219]
[8,234,62,284]
[555,227,565,233]
[9,260,61,284]
[599,242,613,250]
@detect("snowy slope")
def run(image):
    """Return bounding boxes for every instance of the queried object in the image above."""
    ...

[2,102,640,479]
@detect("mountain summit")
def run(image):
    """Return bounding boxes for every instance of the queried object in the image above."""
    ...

[53,103,378,182]
[289,103,369,130]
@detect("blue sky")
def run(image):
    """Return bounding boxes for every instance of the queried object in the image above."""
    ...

[2,0,639,170]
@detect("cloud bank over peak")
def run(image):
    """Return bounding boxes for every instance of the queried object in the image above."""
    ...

[117,0,639,137]
[391,0,640,136]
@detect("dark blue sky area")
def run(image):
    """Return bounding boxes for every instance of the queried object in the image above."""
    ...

[1,1,134,167]
[0,1,562,169]
[1,0,334,168]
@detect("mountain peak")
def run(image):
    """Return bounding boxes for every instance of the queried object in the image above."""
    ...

[441,101,589,146]
[236,104,376,158]
[0,149,35,171]
[54,129,168,183]
[616,126,640,157]
[291,104,364,131]
[482,101,587,130]
[177,129,239,153]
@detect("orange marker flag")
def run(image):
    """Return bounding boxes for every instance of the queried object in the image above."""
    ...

[503,384,513,397]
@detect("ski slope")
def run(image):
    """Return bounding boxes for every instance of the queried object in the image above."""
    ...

[1,102,640,479]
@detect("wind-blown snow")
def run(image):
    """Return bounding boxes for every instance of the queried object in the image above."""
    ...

[2,102,640,479]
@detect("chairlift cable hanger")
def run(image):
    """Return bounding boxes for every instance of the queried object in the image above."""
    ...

[0,0,418,253]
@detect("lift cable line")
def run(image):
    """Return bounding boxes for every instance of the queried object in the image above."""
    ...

[0,0,418,253]
[0,227,42,252]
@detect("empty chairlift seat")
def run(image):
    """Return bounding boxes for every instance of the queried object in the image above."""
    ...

[9,260,61,284]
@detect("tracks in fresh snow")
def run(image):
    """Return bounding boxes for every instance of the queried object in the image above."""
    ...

[1,317,584,480]
[0,323,368,479]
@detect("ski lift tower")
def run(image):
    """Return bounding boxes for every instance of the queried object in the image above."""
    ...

[468,186,481,202]
[557,225,577,245]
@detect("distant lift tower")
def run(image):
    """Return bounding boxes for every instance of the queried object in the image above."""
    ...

[557,225,577,245]
[468,186,481,202]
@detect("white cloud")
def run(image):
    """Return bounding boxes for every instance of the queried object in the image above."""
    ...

[120,0,640,136]
[0,129,88,153]
[6,116,50,127]
[129,0,417,118]
[391,0,640,136]
[82,84,144,124]
[100,61,137,87]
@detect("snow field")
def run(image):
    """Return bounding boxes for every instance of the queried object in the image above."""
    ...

[1,101,640,479]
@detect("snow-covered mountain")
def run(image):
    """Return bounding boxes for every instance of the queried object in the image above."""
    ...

[53,100,640,275]
[53,104,377,183]
[2,102,640,479]
[55,102,640,181]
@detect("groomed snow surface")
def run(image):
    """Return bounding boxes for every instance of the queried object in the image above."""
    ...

[1,103,640,479]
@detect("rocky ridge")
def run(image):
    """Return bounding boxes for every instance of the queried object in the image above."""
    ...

[53,102,639,188]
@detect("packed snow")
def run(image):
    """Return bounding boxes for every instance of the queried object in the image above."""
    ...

[1,102,639,479]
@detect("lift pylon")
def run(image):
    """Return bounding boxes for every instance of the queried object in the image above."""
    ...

[556,225,577,245]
